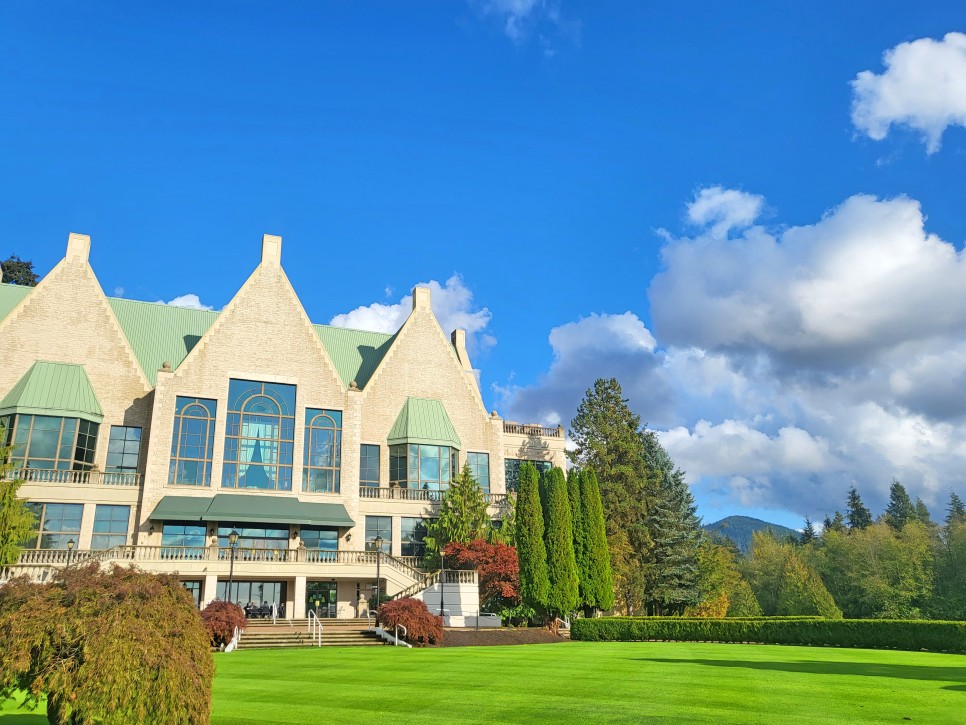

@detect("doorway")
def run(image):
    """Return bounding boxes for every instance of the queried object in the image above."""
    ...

[306,581,338,618]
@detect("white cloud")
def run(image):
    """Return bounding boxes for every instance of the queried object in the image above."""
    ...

[686,186,765,238]
[113,286,125,297]
[851,32,966,153]
[157,293,214,311]
[472,0,579,52]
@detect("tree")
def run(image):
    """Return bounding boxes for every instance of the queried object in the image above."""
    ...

[200,600,246,648]
[800,516,817,545]
[945,491,966,527]
[540,467,579,618]
[0,255,38,286]
[443,539,520,614]
[567,468,589,609]
[929,519,966,620]
[846,486,873,531]
[0,564,213,725]
[884,479,917,531]
[489,492,516,547]
[514,462,549,614]
[823,511,847,535]
[423,462,489,563]
[0,438,37,567]
[578,468,614,613]
[686,537,761,618]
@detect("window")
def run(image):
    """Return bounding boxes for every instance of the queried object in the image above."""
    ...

[25,503,83,549]
[106,426,141,472]
[7,415,98,471]
[360,444,380,488]
[161,523,207,558]
[303,409,342,492]
[401,517,428,557]
[467,452,490,493]
[365,516,391,553]
[300,526,338,551]
[217,526,289,552]
[91,505,130,549]
[388,444,458,491]
[504,458,552,492]
[169,397,217,486]
[182,581,202,607]
[223,380,296,491]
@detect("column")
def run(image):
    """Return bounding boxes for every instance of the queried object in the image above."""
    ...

[293,576,307,618]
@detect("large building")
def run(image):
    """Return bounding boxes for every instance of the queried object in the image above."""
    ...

[0,233,565,620]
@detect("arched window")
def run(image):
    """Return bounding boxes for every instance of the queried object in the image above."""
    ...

[303,409,342,493]
[169,397,217,486]
[222,380,296,491]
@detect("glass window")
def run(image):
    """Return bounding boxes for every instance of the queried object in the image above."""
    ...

[217,526,289,552]
[360,444,380,488]
[25,502,83,549]
[365,516,391,553]
[303,409,342,493]
[222,380,296,491]
[388,443,457,491]
[106,426,141,472]
[182,580,202,607]
[161,523,207,557]
[467,452,490,493]
[504,458,552,492]
[169,397,217,486]
[6,415,97,471]
[400,517,428,557]
[216,580,285,608]
[300,526,338,551]
[91,504,130,549]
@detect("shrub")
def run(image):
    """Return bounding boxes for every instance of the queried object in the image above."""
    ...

[444,539,520,612]
[570,616,966,653]
[378,597,443,646]
[201,600,247,647]
[0,563,214,725]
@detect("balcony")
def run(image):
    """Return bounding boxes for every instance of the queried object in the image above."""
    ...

[7,467,141,487]
[359,487,509,508]
[503,423,564,438]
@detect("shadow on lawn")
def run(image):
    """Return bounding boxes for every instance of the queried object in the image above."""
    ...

[636,658,966,691]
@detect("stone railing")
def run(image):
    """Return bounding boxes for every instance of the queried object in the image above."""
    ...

[359,487,508,508]
[7,468,141,487]
[502,423,564,438]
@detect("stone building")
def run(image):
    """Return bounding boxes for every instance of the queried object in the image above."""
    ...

[0,233,565,620]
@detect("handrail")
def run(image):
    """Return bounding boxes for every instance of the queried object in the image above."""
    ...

[224,626,242,653]
[358,487,509,508]
[502,423,563,438]
[307,610,323,647]
[366,610,376,631]
[394,623,408,646]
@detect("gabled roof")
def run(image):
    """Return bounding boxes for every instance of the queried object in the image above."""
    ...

[388,397,462,448]
[0,361,103,422]
[312,325,396,388]
[0,283,32,320]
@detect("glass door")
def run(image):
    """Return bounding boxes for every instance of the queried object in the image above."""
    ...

[306,581,338,618]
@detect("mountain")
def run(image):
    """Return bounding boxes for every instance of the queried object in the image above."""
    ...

[702,515,799,553]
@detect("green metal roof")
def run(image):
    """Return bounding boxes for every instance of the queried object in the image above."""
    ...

[150,494,355,527]
[313,324,396,388]
[0,283,33,321]
[0,361,103,422]
[387,397,462,448]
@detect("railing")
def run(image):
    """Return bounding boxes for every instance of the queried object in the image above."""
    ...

[307,610,323,647]
[360,487,508,508]
[502,423,564,438]
[224,626,242,653]
[7,468,141,487]
[16,549,99,565]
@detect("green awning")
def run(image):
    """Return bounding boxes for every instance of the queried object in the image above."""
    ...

[149,494,355,528]
[387,397,461,448]
[0,361,103,423]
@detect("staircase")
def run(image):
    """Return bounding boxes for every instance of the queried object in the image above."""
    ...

[235,618,384,650]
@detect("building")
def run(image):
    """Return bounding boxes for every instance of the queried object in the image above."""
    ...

[0,233,565,620]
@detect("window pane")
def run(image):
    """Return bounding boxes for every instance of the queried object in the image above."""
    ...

[170,397,217,486]
[365,516,391,553]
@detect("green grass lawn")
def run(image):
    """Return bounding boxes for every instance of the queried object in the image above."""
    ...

[3,641,964,724]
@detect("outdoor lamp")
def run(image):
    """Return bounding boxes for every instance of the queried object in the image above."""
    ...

[373,534,384,552]
[67,539,75,551]
[228,529,239,547]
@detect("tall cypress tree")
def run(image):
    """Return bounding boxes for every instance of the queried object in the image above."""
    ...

[515,462,549,613]
[846,486,874,530]
[580,468,614,613]
[567,468,590,608]
[885,479,916,531]
[541,467,579,617]
[0,440,37,567]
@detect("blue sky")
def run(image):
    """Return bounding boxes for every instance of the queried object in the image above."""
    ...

[2,1,965,528]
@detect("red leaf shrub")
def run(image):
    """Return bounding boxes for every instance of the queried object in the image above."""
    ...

[444,539,521,610]
[201,600,246,647]
[378,597,443,646]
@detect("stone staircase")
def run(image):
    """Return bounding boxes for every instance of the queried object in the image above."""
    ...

[236,618,384,650]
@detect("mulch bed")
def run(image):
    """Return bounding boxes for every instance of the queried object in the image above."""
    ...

[439,628,569,647]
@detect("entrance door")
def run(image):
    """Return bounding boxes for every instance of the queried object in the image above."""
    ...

[306,581,338,618]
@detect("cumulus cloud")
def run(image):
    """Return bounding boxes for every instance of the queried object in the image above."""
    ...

[686,186,765,238]
[330,274,494,353]
[851,32,966,153]
[157,293,214,311]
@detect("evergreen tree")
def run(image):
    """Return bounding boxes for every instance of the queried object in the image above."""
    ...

[846,486,873,530]
[567,468,590,609]
[579,468,614,613]
[0,437,37,567]
[423,463,489,564]
[541,467,579,617]
[514,462,549,613]
[945,491,966,527]
[0,255,38,286]
[914,497,931,525]
[800,516,817,545]
[885,479,916,531]
[490,493,516,547]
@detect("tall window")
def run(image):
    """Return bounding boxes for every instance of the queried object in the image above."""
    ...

[401,517,428,557]
[360,444,380,488]
[303,409,342,493]
[169,397,217,486]
[106,426,141,473]
[300,526,338,551]
[365,516,391,553]
[467,452,490,493]
[504,459,552,492]
[161,523,206,556]
[389,444,457,491]
[6,415,98,470]
[223,380,296,491]
[25,503,83,549]
[91,505,130,549]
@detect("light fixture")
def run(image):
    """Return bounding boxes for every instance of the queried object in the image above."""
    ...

[345,532,352,542]
[228,529,240,547]
[148,525,155,535]
[67,539,75,551]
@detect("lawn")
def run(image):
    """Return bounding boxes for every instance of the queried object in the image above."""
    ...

[2,641,964,724]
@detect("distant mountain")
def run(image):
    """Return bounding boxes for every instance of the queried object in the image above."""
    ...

[702,515,799,553]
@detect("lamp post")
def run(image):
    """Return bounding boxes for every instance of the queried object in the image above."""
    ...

[66,538,75,568]
[373,534,384,608]
[227,529,239,604]
[439,548,445,620]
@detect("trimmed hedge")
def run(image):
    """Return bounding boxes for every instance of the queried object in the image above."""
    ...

[570,617,966,653]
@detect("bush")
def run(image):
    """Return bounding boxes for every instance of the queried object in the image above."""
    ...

[570,616,966,653]
[201,600,247,647]
[378,597,443,646]
[0,563,214,725]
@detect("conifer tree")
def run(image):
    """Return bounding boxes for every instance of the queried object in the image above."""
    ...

[946,491,966,527]
[514,462,549,614]
[423,462,489,564]
[567,468,590,609]
[824,511,847,535]
[0,438,36,567]
[541,467,579,618]
[580,468,614,613]
[846,486,873,530]
[800,516,816,545]
[885,479,917,531]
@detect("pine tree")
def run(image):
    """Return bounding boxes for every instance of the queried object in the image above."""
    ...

[0,438,37,567]
[541,467,579,618]
[423,462,489,564]
[826,511,847,534]
[800,516,817,545]
[567,468,590,609]
[514,462,549,613]
[846,486,873,530]
[0,255,39,286]
[579,468,614,613]
[945,491,966,527]
[885,479,916,531]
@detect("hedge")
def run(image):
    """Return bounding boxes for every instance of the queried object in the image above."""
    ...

[570,617,966,653]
